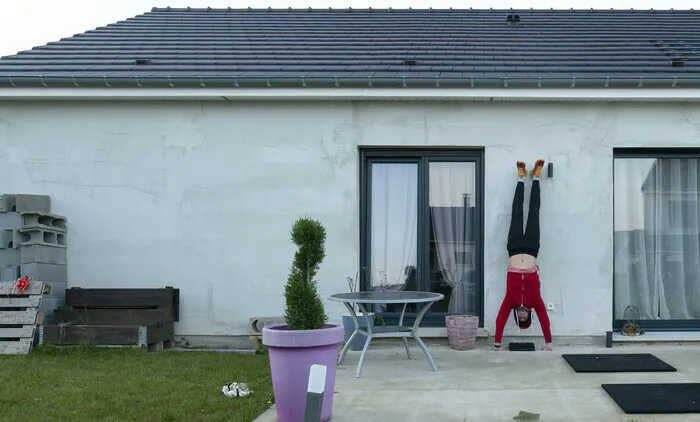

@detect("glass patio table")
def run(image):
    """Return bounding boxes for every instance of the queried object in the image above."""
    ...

[328,291,444,378]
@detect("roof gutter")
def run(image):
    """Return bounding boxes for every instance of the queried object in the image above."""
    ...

[0,75,699,101]
[1,87,700,102]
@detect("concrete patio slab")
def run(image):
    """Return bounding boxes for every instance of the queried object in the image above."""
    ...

[255,340,700,422]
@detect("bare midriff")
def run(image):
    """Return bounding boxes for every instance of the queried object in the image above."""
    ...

[507,265,539,274]
[508,253,537,269]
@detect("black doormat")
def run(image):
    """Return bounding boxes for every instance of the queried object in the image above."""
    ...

[602,383,700,414]
[562,353,676,373]
[509,342,535,351]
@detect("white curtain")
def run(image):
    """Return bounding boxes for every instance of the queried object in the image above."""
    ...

[429,162,476,314]
[614,158,700,321]
[370,163,418,294]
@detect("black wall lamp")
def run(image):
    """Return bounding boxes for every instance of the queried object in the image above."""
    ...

[548,162,554,178]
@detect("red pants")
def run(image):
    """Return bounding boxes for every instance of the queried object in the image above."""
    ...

[495,270,552,343]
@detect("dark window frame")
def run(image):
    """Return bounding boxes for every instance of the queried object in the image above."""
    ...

[613,147,700,331]
[359,147,485,327]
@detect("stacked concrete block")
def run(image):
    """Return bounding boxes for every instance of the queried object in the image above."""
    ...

[1,229,13,248]
[0,193,50,213]
[1,264,20,282]
[0,194,66,321]
[0,194,16,213]
[0,211,21,232]
[0,203,21,282]
[19,213,67,249]
[15,194,51,213]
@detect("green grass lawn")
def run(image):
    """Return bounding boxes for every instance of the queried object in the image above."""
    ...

[0,345,274,422]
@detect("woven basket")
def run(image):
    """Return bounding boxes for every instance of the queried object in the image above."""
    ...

[445,315,479,351]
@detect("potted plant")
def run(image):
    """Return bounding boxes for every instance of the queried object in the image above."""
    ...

[262,217,344,422]
[341,272,375,351]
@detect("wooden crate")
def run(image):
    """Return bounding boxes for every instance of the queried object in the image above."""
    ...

[64,287,179,321]
[38,323,174,352]
[0,280,46,355]
[54,307,173,326]
[44,287,179,351]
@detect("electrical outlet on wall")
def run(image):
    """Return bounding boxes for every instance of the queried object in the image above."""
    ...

[547,303,556,311]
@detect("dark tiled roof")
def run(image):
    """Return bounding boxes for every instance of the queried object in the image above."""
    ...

[1,8,699,89]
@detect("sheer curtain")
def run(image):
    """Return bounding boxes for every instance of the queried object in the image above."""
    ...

[614,158,700,321]
[370,163,418,304]
[429,162,476,314]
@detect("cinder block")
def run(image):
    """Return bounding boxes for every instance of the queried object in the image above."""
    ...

[0,194,16,213]
[20,228,66,247]
[0,248,21,266]
[20,244,66,265]
[14,194,50,213]
[20,263,68,282]
[0,212,20,230]
[0,265,20,282]
[43,281,67,301]
[39,297,63,318]
[0,230,13,248]
[1,229,22,249]
[21,212,67,232]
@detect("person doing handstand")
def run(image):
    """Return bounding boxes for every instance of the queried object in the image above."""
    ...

[493,160,553,351]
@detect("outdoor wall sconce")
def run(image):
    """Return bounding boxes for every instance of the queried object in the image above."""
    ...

[548,162,553,178]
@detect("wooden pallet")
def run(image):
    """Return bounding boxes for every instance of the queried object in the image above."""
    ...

[0,280,46,354]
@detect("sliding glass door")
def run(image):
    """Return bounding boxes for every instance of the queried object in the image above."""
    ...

[614,149,700,330]
[360,148,484,327]
[428,161,478,315]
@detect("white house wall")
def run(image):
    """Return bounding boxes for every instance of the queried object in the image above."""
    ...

[0,100,699,339]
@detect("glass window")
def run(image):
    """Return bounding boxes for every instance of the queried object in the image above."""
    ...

[614,155,700,324]
[369,163,418,313]
[360,149,483,326]
[428,162,478,314]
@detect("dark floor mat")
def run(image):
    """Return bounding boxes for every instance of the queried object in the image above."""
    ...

[509,342,535,351]
[602,383,700,414]
[562,353,676,373]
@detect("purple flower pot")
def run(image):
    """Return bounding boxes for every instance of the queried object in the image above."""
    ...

[262,323,344,422]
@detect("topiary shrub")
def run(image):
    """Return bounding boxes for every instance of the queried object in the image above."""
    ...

[283,217,328,331]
